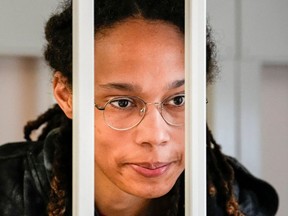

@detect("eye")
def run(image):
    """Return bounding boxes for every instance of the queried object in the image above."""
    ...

[109,97,136,109]
[165,94,185,107]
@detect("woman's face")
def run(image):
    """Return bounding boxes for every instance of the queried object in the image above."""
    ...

[94,19,184,199]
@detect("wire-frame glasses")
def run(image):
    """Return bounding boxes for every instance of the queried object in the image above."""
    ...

[95,94,185,131]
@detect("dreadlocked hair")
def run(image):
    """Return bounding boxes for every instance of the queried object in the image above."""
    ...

[206,10,242,216]
[207,126,244,216]
[24,104,65,141]
[47,118,72,216]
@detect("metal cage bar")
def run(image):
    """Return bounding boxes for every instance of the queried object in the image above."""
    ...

[185,0,207,215]
[72,0,94,215]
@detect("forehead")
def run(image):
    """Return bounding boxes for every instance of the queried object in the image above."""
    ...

[94,19,184,94]
[95,19,183,56]
[95,18,183,42]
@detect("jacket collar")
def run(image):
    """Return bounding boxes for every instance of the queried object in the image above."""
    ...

[43,128,62,183]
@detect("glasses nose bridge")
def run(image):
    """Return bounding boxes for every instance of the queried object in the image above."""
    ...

[144,101,163,113]
[138,101,165,126]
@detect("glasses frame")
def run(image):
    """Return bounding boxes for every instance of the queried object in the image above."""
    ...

[95,94,185,131]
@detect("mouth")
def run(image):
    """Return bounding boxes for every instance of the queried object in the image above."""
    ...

[128,162,172,178]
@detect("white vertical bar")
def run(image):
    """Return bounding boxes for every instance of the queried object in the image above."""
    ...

[73,0,94,216]
[185,0,206,215]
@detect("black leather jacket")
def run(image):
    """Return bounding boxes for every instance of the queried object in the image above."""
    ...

[0,130,278,216]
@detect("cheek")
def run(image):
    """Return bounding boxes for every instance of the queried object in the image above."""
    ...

[94,130,119,174]
[174,128,185,168]
[94,120,130,164]
[175,127,185,150]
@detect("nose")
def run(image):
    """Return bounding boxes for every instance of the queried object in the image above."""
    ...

[134,105,170,147]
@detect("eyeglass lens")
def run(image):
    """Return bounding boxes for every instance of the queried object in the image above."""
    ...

[102,95,184,130]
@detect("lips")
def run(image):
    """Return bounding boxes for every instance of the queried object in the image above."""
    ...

[129,162,172,178]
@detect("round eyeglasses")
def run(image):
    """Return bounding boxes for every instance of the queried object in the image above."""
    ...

[95,94,185,131]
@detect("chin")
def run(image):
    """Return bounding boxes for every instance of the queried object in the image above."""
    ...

[127,179,177,199]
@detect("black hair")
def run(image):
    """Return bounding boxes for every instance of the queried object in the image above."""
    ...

[24,0,239,215]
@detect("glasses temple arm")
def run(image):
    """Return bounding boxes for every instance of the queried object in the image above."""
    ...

[94,104,105,110]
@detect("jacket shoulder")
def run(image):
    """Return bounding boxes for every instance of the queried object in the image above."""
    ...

[0,141,46,215]
[0,141,43,159]
[227,156,279,216]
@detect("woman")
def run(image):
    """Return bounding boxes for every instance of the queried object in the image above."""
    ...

[0,0,278,215]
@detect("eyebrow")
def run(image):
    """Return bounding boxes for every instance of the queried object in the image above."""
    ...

[98,79,185,92]
[168,79,185,89]
[98,83,141,92]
